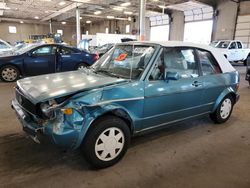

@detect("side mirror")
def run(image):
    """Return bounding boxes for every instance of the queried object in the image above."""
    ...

[164,71,180,81]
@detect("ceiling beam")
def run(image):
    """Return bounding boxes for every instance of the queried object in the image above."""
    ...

[41,2,82,22]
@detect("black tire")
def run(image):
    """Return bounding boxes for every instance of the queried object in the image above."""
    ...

[0,65,20,82]
[82,115,131,169]
[244,54,250,66]
[76,63,87,70]
[210,95,234,124]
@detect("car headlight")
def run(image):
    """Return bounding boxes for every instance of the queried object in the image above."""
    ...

[40,102,55,119]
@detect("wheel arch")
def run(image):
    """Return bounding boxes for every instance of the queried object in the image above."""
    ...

[0,63,23,75]
[212,87,237,113]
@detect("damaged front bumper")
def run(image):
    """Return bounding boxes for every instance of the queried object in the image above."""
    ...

[11,99,85,149]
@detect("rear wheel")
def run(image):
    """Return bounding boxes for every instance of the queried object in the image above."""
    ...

[0,65,20,82]
[82,115,131,169]
[210,95,234,124]
[76,63,87,70]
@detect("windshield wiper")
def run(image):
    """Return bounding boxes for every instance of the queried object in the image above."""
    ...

[94,69,121,78]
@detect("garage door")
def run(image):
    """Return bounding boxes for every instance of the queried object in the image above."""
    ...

[149,15,169,41]
[235,15,250,48]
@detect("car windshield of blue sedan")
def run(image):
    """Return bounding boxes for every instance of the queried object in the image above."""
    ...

[93,44,156,79]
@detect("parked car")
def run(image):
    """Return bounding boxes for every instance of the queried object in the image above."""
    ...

[12,41,240,168]
[0,39,13,55]
[0,44,99,82]
[212,40,250,66]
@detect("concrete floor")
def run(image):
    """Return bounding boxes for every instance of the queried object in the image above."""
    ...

[0,65,249,188]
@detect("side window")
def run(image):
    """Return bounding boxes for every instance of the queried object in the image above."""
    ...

[229,42,237,49]
[198,50,222,75]
[237,42,242,49]
[164,48,198,79]
[32,46,52,56]
[149,50,165,81]
[61,47,74,55]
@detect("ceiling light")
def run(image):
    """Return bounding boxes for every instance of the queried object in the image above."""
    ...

[121,2,131,7]
[124,11,133,15]
[80,17,82,19]
[61,21,66,24]
[94,11,102,15]
[128,17,132,21]
[20,21,24,24]
[107,16,115,19]
[59,1,66,6]
[34,16,39,19]
[113,7,123,11]
[86,20,91,24]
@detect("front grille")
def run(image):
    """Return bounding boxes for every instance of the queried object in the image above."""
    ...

[15,87,37,115]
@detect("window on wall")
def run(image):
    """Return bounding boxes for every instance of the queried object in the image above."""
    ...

[126,25,130,33]
[57,29,63,35]
[105,27,109,34]
[9,26,17,34]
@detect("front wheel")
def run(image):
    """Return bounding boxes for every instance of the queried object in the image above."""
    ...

[210,95,234,124]
[82,116,131,169]
[0,65,20,82]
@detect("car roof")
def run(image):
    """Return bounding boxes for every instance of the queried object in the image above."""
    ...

[120,41,235,73]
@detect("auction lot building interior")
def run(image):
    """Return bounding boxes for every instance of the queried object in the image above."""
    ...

[0,0,250,187]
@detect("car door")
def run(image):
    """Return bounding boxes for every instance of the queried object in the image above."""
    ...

[57,46,80,72]
[195,49,226,112]
[23,45,57,76]
[236,41,244,60]
[227,42,238,61]
[142,47,204,130]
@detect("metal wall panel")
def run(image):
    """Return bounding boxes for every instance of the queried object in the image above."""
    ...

[235,15,250,48]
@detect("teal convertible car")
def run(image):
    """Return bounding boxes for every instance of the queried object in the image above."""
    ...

[12,41,240,168]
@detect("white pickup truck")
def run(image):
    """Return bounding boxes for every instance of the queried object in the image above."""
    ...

[211,40,250,66]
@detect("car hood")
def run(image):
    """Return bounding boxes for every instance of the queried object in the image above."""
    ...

[17,70,127,104]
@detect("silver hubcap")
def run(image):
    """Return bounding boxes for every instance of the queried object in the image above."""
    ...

[78,65,86,70]
[220,98,232,119]
[95,127,125,162]
[1,67,17,81]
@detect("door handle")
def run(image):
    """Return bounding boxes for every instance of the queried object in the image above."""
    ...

[192,81,202,87]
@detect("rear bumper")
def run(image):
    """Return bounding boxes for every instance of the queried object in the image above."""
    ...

[236,94,240,103]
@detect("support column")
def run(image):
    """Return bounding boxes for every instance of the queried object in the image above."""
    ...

[139,0,146,41]
[49,19,52,33]
[76,7,81,45]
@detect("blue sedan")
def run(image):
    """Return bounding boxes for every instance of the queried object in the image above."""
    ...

[12,41,239,168]
[0,44,99,82]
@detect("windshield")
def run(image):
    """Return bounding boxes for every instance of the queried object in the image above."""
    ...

[93,44,156,79]
[216,41,230,48]
[210,41,218,47]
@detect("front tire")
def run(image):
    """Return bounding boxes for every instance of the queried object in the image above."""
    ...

[82,115,131,169]
[210,95,234,124]
[0,65,20,82]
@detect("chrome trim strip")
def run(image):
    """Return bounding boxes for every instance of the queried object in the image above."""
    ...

[136,111,210,133]
[145,87,204,98]
[142,102,214,120]
[85,97,145,107]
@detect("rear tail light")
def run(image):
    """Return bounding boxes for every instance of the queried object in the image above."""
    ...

[93,53,99,61]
